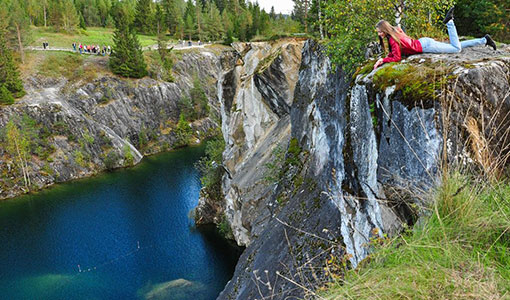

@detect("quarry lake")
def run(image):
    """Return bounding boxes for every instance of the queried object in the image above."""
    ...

[0,145,240,300]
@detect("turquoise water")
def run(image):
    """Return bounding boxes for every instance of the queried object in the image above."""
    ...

[0,146,240,300]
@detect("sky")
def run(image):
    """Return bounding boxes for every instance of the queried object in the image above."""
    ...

[250,0,294,15]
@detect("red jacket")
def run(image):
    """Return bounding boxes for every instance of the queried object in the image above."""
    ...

[382,36,423,63]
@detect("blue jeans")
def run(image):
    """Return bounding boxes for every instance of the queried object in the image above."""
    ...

[419,20,486,53]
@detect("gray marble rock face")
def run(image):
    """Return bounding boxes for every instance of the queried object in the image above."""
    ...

[0,49,225,200]
[217,41,510,299]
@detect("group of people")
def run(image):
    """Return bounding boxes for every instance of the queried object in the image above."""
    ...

[42,42,49,49]
[374,6,497,69]
[72,42,111,55]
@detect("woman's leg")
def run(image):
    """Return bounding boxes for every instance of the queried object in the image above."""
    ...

[419,20,462,53]
[460,37,486,49]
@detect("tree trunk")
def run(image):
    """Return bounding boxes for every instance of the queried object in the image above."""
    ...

[394,0,405,27]
[318,0,324,39]
[44,5,47,27]
[304,0,308,33]
[15,23,25,64]
[13,139,29,192]
[196,5,201,40]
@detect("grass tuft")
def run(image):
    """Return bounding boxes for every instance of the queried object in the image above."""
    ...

[372,62,453,104]
[322,173,510,299]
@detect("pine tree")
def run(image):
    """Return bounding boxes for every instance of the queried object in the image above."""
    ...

[163,0,185,36]
[0,85,14,105]
[270,6,276,20]
[109,7,147,78]
[79,12,87,30]
[134,0,154,34]
[0,31,25,103]
[7,0,31,63]
[292,0,309,32]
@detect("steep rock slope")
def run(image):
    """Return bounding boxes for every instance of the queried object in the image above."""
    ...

[195,39,305,244]
[217,41,510,299]
[0,48,228,200]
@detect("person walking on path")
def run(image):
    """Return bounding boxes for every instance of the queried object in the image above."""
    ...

[374,7,497,69]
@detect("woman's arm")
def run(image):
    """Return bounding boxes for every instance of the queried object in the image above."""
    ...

[375,37,402,69]
[382,38,401,63]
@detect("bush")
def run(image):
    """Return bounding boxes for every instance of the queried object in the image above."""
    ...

[123,143,134,166]
[173,113,193,147]
[196,136,226,201]
[103,150,120,170]
[0,85,14,105]
[178,75,209,121]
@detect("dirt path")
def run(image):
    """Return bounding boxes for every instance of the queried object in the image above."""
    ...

[25,43,207,53]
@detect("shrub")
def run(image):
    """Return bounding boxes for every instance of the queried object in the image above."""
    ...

[195,136,226,201]
[173,113,193,147]
[123,143,134,166]
[103,150,120,170]
[0,85,14,105]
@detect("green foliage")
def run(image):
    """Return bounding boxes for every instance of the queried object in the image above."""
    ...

[102,150,119,170]
[138,127,148,150]
[36,51,84,80]
[372,62,452,103]
[109,6,147,78]
[178,75,209,121]
[50,0,80,32]
[217,213,234,240]
[123,143,134,166]
[3,117,31,189]
[0,31,25,102]
[264,145,286,184]
[369,102,378,127]
[174,113,192,147]
[286,137,302,166]
[322,173,510,298]
[134,0,154,35]
[196,135,226,201]
[73,149,87,167]
[0,85,15,104]
[455,0,510,43]
[324,0,454,73]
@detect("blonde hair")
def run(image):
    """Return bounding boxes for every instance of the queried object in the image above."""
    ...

[376,20,410,53]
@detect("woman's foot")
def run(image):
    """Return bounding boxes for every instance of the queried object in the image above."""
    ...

[485,34,497,50]
[443,7,454,24]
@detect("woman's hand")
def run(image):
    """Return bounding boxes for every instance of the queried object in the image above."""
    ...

[373,58,384,70]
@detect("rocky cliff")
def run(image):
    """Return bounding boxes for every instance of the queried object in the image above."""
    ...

[210,40,510,299]
[0,48,228,199]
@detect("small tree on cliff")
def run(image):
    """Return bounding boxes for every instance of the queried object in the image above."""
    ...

[5,119,31,191]
[109,6,147,78]
[0,31,25,104]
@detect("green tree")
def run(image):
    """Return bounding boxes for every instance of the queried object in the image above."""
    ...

[5,0,31,63]
[455,0,510,43]
[5,119,31,191]
[178,75,208,120]
[0,31,25,102]
[292,0,309,32]
[0,85,14,104]
[109,5,147,78]
[134,0,154,34]
[163,0,182,35]
[203,1,223,41]
[79,12,87,29]
[174,113,192,146]
[184,13,195,40]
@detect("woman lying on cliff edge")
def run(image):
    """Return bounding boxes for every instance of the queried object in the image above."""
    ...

[373,7,497,69]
